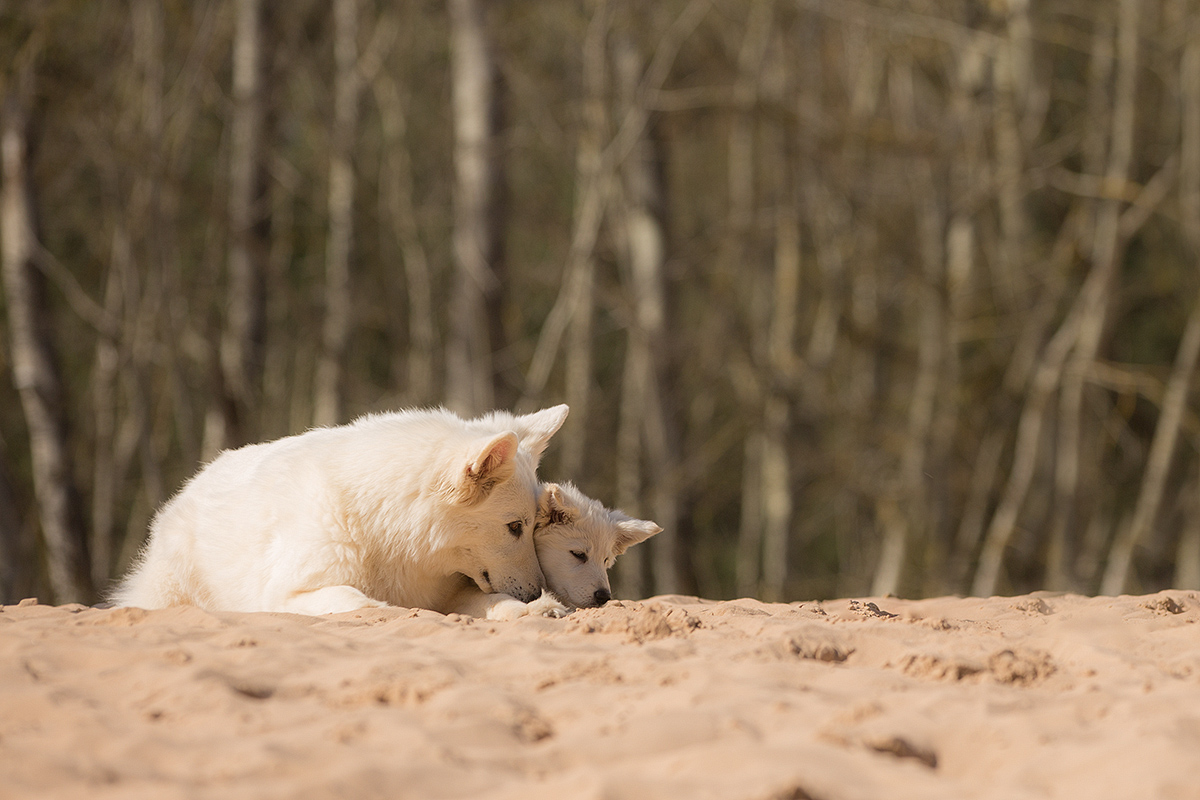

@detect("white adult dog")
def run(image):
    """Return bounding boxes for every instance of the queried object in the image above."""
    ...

[112,406,570,620]
[534,482,661,609]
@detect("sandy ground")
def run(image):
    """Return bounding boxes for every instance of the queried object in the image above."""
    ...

[2,591,1199,800]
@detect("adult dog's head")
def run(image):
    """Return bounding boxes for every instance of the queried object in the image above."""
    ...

[533,482,661,608]
[442,405,569,603]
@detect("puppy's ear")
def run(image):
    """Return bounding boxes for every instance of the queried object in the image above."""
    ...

[613,518,662,556]
[451,431,518,505]
[536,483,578,530]
[513,404,569,463]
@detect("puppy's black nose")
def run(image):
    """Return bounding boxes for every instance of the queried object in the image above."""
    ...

[593,588,611,606]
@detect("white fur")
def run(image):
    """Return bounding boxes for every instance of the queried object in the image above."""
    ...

[533,482,661,609]
[111,406,570,620]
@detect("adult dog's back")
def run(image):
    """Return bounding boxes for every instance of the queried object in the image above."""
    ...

[112,405,569,615]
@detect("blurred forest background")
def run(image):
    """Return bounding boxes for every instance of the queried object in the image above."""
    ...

[3,0,1200,606]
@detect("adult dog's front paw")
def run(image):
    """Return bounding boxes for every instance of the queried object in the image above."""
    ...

[485,597,533,621]
[481,591,570,621]
[527,590,570,618]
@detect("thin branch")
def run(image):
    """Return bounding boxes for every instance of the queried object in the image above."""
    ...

[33,244,119,338]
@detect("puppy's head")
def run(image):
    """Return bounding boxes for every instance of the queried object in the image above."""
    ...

[444,406,569,603]
[533,482,661,608]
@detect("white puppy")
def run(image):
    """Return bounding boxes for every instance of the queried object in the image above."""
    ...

[111,406,571,620]
[533,482,661,609]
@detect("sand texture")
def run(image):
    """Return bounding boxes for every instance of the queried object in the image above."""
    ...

[2,592,1199,799]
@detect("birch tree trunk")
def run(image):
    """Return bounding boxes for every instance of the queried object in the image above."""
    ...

[612,26,678,597]
[2,73,93,603]
[936,28,987,594]
[374,69,436,406]
[760,203,799,601]
[873,186,945,597]
[736,432,764,597]
[216,0,269,446]
[738,19,799,602]
[1040,16,1112,590]
[992,6,1030,309]
[561,0,610,478]
[89,229,126,587]
[730,0,773,599]
[314,0,358,427]
[974,3,1139,596]
[872,58,944,598]
[92,0,164,584]
[614,307,649,600]
[446,0,499,416]
[1103,19,1200,594]
[1056,0,1139,593]
[521,0,704,420]
[972,288,1085,596]
[1101,306,1200,594]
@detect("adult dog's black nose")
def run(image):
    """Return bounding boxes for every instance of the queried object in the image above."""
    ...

[593,588,612,606]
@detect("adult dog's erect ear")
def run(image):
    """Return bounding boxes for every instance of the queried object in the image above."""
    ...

[613,518,662,556]
[451,431,519,505]
[512,405,569,463]
[536,483,579,529]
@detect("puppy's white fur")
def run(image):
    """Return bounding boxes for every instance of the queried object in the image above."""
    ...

[111,406,570,620]
[534,482,661,609]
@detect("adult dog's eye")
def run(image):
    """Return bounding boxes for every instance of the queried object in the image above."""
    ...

[507,520,524,537]
[571,550,587,563]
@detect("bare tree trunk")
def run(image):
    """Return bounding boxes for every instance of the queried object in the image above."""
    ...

[972,291,1084,596]
[613,315,648,599]
[729,1,773,599]
[446,0,499,416]
[1177,462,1200,588]
[214,0,268,446]
[929,25,988,596]
[873,175,943,598]
[611,25,678,597]
[0,434,34,603]
[1043,10,1115,590]
[1059,0,1139,594]
[270,180,307,436]
[561,0,611,478]
[519,160,611,410]
[90,0,167,585]
[1175,17,1200,593]
[562,254,594,476]
[951,428,1004,587]
[2,72,93,604]
[1176,515,1200,590]
[1102,19,1200,594]
[735,432,764,597]
[733,17,798,603]
[991,7,1030,309]
[374,70,436,406]
[89,230,126,587]
[314,0,359,427]
[972,237,1128,595]
[974,1,1139,596]
[760,203,799,601]
[1102,305,1200,594]
[522,0,706,435]
[727,0,771,237]
[872,57,944,598]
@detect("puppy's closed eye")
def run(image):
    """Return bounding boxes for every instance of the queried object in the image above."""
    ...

[570,550,587,563]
